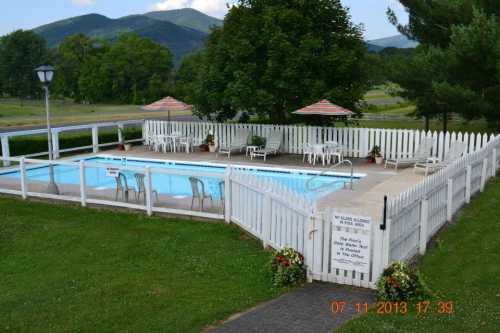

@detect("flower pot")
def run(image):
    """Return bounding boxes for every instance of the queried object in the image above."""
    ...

[124,144,132,152]
[117,144,125,151]
[375,156,383,165]
[209,144,216,153]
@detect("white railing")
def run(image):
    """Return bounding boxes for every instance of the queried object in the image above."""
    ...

[0,156,225,220]
[0,120,144,166]
[386,134,500,263]
[144,120,495,160]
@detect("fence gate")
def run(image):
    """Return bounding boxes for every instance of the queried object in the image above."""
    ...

[307,209,385,289]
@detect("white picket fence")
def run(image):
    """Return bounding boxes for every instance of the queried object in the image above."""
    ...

[144,120,495,160]
[227,170,384,289]
[387,135,500,263]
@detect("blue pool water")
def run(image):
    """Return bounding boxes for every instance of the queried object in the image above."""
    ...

[0,156,359,200]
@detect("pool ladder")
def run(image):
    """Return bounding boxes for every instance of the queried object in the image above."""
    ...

[305,159,355,192]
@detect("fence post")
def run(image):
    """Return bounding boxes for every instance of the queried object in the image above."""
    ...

[118,124,124,144]
[480,158,488,192]
[79,160,86,207]
[371,220,385,285]
[92,126,99,153]
[224,166,232,223]
[492,148,497,177]
[305,207,317,283]
[52,130,60,159]
[142,120,147,142]
[1,136,10,167]
[145,166,153,216]
[419,198,429,255]
[381,218,392,268]
[447,178,453,222]
[465,165,472,203]
[261,190,271,248]
[20,157,27,199]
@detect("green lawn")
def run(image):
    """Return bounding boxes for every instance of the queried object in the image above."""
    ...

[352,120,492,133]
[0,99,191,128]
[0,198,280,333]
[338,178,500,333]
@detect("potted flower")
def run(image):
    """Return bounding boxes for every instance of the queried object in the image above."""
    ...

[270,247,306,288]
[204,132,216,153]
[369,146,383,164]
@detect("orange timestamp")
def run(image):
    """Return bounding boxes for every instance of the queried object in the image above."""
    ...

[330,300,454,315]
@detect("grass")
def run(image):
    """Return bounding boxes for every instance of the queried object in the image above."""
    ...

[0,197,280,333]
[338,178,500,333]
[0,99,191,128]
[351,120,492,133]
[361,102,416,116]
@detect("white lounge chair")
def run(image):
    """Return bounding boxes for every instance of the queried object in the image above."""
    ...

[385,137,434,170]
[414,141,467,176]
[217,129,251,159]
[251,131,282,161]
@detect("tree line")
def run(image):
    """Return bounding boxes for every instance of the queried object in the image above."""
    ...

[387,0,500,131]
[0,31,173,104]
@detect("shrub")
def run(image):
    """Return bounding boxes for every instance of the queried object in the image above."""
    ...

[270,247,306,288]
[377,262,427,301]
[251,136,266,147]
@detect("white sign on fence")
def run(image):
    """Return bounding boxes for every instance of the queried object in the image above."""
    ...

[332,213,371,232]
[331,230,371,274]
[106,167,120,177]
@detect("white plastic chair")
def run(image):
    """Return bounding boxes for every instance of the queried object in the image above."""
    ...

[311,144,327,166]
[325,142,343,164]
[189,177,213,211]
[302,143,314,164]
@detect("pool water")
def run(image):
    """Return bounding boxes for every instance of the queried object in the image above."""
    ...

[0,156,360,200]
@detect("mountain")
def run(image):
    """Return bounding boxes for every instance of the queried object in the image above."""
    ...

[368,35,419,50]
[366,43,385,53]
[145,8,223,34]
[33,12,209,62]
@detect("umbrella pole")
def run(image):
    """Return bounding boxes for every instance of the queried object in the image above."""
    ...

[168,109,171,134]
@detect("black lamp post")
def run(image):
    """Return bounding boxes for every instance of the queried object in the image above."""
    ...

[35,65,59,194]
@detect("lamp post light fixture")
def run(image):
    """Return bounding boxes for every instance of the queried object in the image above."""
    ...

[35,65,59,195]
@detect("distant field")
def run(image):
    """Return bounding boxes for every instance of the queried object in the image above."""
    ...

[351,120,492,134]
[0,99,192,128]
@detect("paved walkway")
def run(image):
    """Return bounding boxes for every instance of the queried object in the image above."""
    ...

[206,283,375,333]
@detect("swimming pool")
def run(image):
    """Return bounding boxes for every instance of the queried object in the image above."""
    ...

[0,155,363,200]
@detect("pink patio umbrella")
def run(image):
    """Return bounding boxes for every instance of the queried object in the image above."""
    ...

[292,99,355,117]
[142,96,193,122]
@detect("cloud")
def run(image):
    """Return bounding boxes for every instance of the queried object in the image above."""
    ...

[72,0,96,6]
[151,0,230,18]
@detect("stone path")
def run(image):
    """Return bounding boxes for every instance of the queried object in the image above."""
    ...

[206,283,376,333]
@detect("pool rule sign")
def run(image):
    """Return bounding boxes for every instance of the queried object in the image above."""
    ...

[331,213,371,274]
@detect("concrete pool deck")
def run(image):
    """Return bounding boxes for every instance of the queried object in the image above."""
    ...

[105,146,425,220]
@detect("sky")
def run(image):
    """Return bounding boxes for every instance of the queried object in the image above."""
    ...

[1,0,408,40]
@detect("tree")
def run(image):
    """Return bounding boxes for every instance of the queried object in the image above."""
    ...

[0,30,48,100]
[388,1,500,131]
[173,50,206,104]
[79,33,174,104]
[193,0,369,123]
[52,34,106,102]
